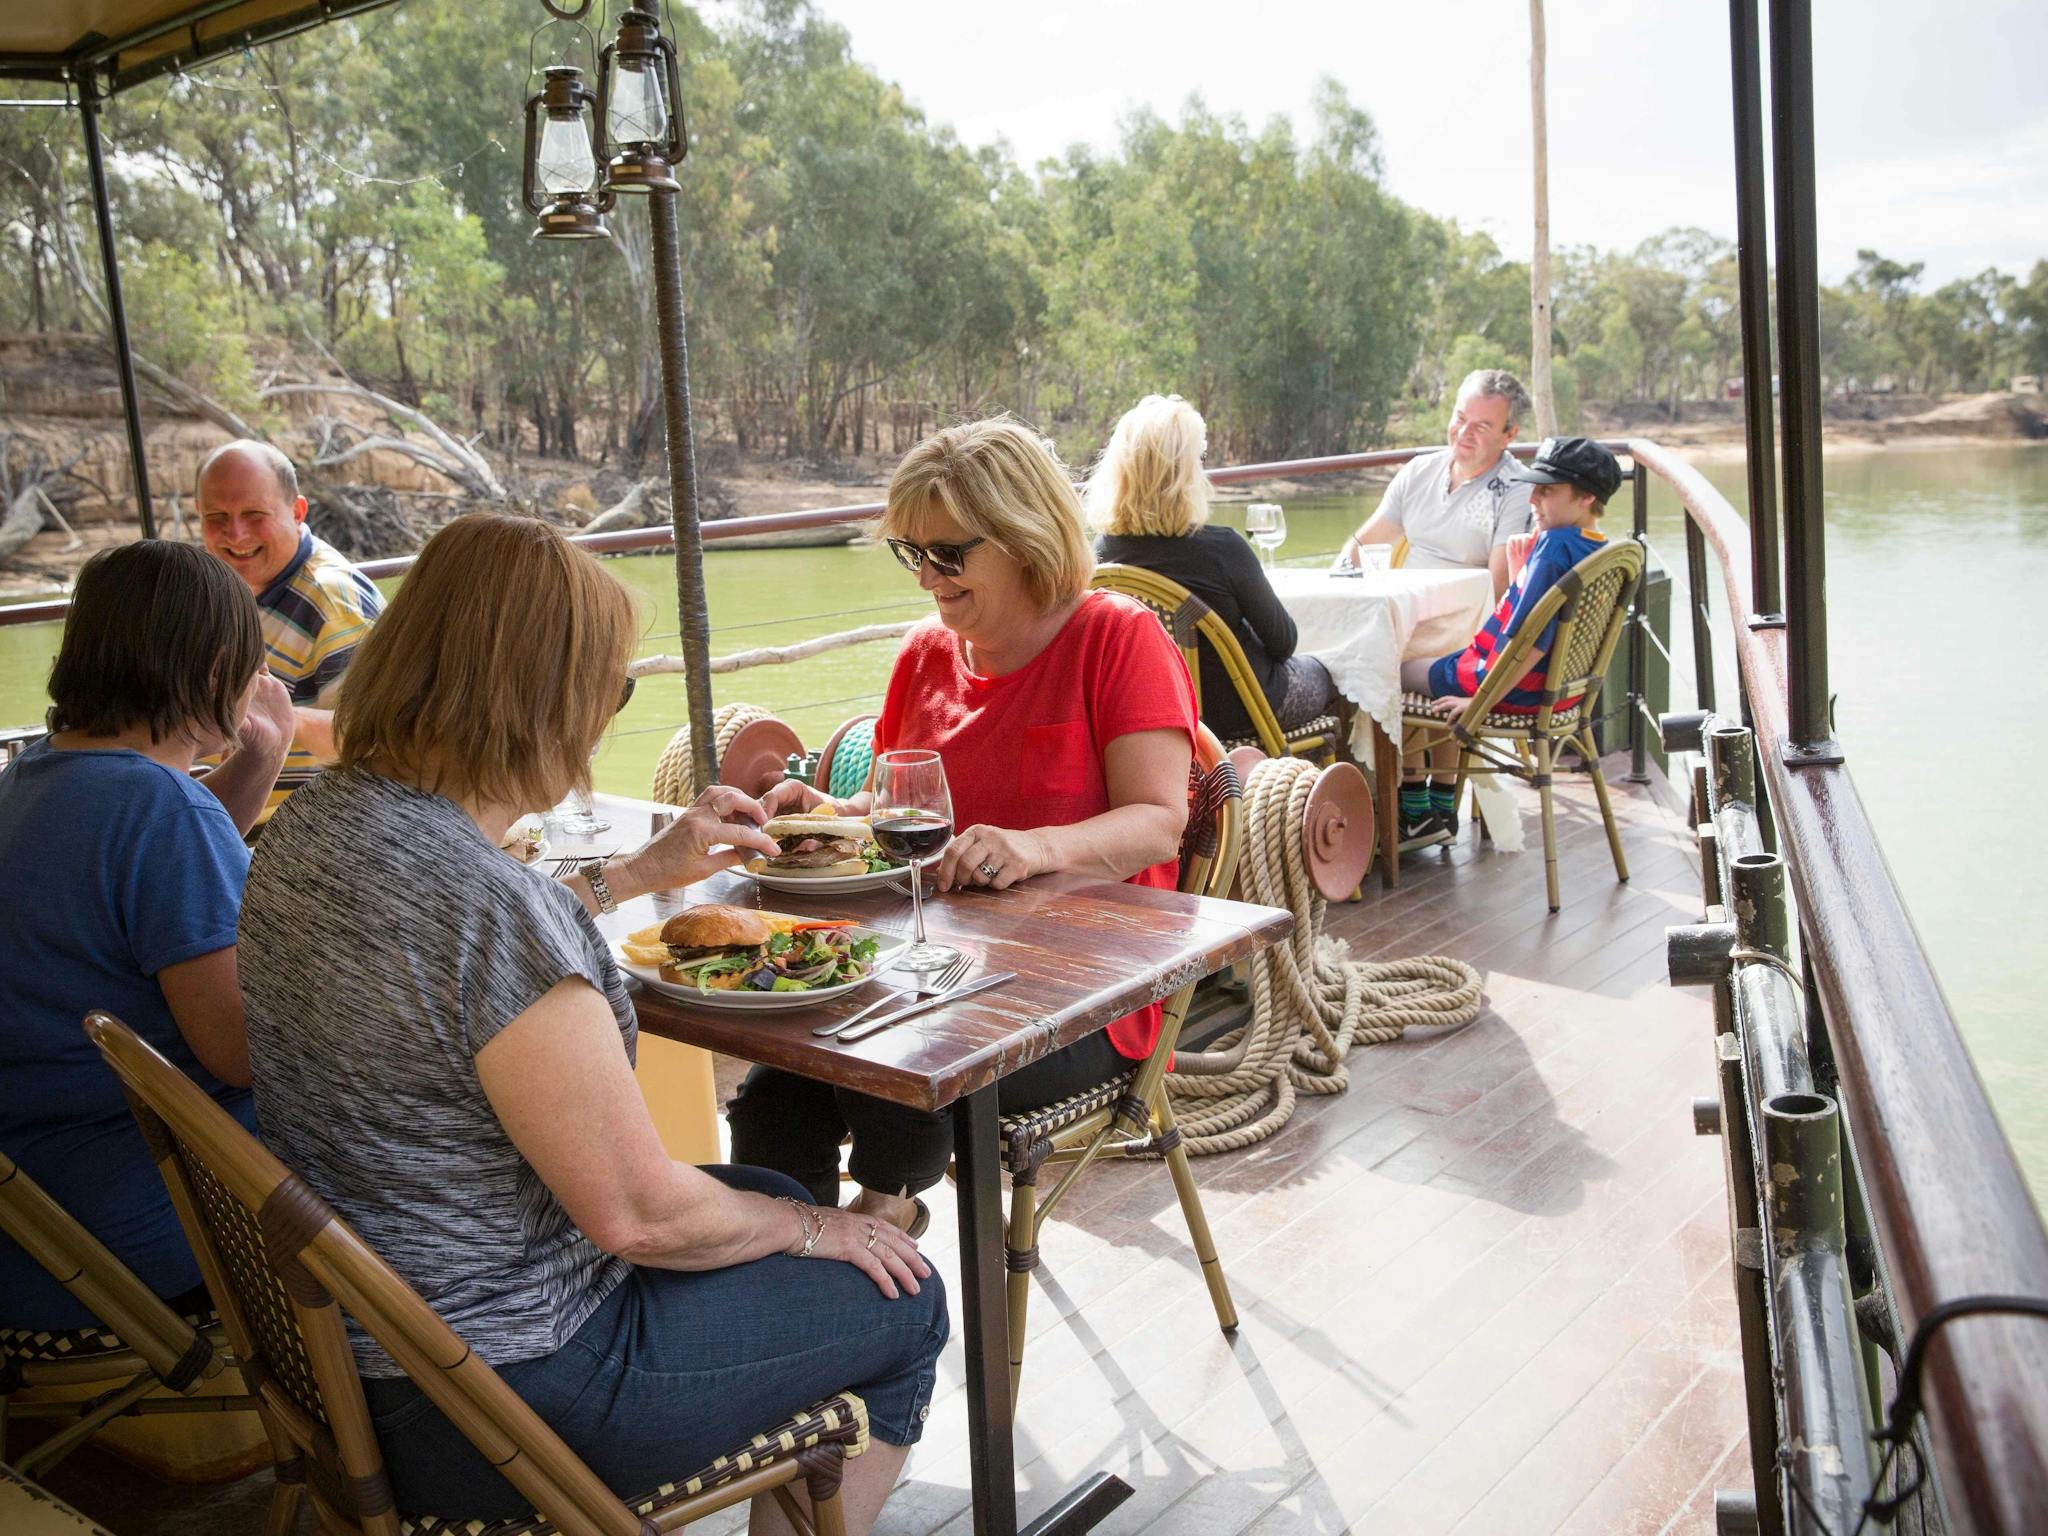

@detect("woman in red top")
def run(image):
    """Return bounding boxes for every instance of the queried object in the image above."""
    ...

[734,417,1196,1236]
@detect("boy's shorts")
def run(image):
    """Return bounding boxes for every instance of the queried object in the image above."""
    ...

[1425,654,1470,700]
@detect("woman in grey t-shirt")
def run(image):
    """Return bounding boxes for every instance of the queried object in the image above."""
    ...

[239,513,945,1530]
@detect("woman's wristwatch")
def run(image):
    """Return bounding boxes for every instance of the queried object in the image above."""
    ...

[579,857,618,914]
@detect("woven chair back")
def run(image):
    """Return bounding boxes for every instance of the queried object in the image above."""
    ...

[84,1012,646,1536]
[1092,563,1292,758]
[0,1147,217,1391]
[1454,539,1644,732]
[1127,725,1243,1108]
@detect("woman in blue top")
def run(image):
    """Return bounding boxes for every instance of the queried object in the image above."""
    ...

[0,540,294,1328]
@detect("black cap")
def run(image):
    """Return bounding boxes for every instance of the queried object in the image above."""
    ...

[1506,436,1623,504]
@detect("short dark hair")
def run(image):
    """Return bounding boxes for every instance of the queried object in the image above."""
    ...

[47,541,265,745]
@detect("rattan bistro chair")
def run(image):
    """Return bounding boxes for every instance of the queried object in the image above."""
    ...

[1092,564,1341,767]
[997,725,1243,1406]
[0,1149,251,1478]
[1399,538,1644,913]
[82,1013,868,1536]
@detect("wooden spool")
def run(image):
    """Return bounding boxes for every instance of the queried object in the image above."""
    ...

[814,713,880,797]
[1225,744,1268,787]
[717,717,806,799]
[1302,761,1375,901]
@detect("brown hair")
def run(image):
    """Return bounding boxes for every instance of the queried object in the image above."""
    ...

[880,416,1093,614]
[47,540,263,745]
[335,513,639,808]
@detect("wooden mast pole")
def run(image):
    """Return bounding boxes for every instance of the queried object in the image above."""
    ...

[1528,0,1557,437]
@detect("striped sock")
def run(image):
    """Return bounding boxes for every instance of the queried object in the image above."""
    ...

[1429,783,1459,818]
[1400,785,1430,820]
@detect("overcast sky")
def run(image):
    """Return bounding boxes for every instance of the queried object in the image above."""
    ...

[772,0,2048,287]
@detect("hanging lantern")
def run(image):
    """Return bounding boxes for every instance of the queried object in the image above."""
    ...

[595,7,686,194]
[523,64,613,240]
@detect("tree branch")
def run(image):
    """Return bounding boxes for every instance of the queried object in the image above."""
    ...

[261,381,508,500]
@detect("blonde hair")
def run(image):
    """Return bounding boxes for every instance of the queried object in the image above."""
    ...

[880,416,1093,614]
[1084,394,1212,538]
[336,513,638,809]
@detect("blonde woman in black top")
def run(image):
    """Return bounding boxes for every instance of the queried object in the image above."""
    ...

[1087,394,1334,738]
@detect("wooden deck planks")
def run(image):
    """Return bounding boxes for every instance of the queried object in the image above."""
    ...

[882,759,1746,1534]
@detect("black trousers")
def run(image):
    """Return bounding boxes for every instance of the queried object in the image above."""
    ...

[726,1031,1130,1206]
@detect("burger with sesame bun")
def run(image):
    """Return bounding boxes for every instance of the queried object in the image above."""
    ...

[655,903,879,992]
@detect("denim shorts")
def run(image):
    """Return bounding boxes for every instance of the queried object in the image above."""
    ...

[361,1165,948,1520]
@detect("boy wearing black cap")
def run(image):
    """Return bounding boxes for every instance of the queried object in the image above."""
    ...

[1395,436,1623,842]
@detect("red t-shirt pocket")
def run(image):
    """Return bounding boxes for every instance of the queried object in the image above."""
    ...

[1021,720,1099,811]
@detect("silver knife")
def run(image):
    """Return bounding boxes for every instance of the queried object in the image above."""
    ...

[810,988,905,1037]
[833,972,1016,1044]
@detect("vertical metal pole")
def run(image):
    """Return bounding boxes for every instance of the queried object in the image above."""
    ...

[646,187,717,790]
[1685,518,1718,714]
[78,78,155,540]
[1766,0,1840,763]
[1727,0,1782,622]
[953,1083,1018,1536]
[1626,463,1649,783]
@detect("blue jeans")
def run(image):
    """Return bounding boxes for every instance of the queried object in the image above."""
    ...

[360,1165,947,1520]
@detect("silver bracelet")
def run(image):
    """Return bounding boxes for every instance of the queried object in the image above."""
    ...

[777,1195,823,1258]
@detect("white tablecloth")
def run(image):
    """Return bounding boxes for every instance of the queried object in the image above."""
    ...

[1267,565,1493,758]
[1270,563,1526,851]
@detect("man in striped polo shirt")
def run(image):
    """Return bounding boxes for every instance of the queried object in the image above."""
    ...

[196,441,383,818]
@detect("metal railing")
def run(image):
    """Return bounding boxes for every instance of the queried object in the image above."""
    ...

[1637,435,2048,1536]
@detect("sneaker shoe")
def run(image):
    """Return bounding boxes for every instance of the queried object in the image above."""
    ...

[1398,808,1446,844]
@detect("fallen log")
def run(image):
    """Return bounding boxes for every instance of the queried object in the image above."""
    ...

[582,479,666,534]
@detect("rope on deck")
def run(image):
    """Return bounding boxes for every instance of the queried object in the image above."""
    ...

[1165,757,1483,1155]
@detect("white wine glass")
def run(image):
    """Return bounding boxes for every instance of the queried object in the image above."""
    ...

[550,784,611,838]
[1245,502,1287,568]
[552,675,638,837]
[870,749,961,974]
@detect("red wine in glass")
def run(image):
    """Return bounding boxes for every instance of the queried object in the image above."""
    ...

[872,750,962,973]
[872,814,953,862]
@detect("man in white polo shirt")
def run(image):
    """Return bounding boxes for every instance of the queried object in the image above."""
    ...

[1335,368,1534,600]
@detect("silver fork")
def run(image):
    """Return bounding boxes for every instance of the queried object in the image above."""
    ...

[811,950,972,1037]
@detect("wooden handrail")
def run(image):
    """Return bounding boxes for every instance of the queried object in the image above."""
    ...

[1626,437,2048,1536]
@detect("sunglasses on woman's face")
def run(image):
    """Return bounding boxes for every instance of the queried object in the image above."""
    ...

[615,674,637,716]
[886,536,985,578]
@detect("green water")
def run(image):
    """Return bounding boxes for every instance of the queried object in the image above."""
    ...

[3,444,2043,1192]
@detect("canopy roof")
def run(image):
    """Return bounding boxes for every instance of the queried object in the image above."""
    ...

[0,0,402,95]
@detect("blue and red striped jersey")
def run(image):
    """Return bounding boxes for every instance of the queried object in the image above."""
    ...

[1448,525,1608,712]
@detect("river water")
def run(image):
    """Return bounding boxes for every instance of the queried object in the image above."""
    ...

[2,443,2040,1193]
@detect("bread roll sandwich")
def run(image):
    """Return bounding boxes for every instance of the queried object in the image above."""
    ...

[750,813,888,879]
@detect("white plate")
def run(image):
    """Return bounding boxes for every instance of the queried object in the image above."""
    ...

[737,862,913,896]
[501,815,550,866]
[615,926,909,1010]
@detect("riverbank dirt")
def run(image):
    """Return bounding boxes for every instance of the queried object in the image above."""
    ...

[2,328,2041,599]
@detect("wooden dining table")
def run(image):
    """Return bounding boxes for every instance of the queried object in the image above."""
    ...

[564,793,1294,1536]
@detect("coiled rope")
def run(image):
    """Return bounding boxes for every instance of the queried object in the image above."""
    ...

[1165,756,1484,1155]
[650,702,779,804]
